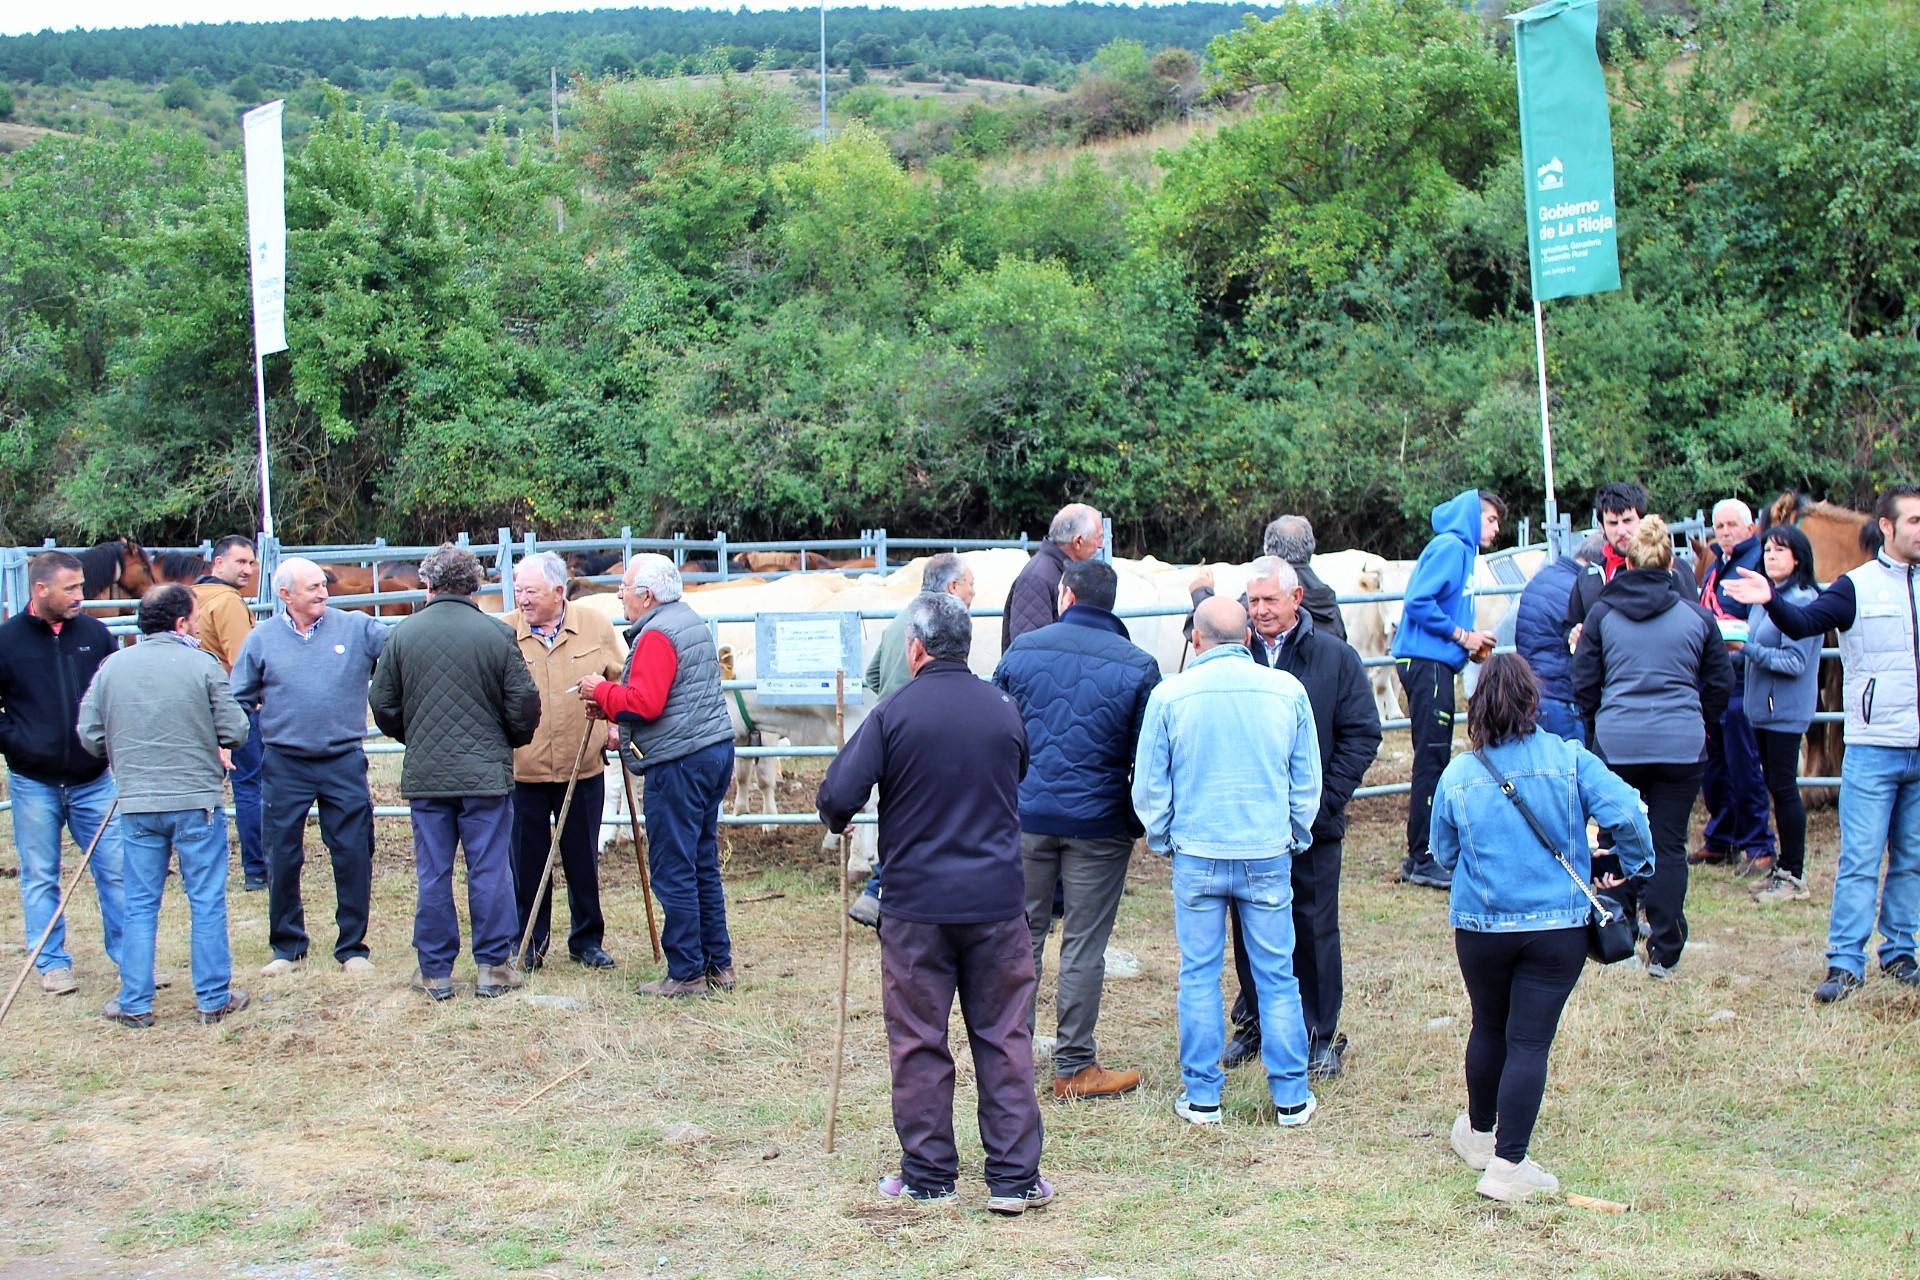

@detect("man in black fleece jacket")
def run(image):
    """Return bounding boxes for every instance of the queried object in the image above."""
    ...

[818,592,1053,1215]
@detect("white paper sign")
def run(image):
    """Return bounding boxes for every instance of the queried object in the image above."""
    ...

[773,618,845,672]
[242,100,288,356]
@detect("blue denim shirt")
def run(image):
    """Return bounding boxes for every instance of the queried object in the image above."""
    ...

[1430,731,1654,932]
[1131,644,1321,859]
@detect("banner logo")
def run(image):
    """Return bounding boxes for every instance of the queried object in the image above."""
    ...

[1536,156,1565,191]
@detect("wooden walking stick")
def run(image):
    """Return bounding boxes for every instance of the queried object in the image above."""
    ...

[825,668,852,1154]
[621,763,662,964]
[513,720,598,973]
[0,798,120,1029]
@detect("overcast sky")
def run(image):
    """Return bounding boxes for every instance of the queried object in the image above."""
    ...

[2,1,1182,40]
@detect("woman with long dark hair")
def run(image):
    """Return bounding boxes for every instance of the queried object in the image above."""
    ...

[1743,524,1823,904]
[1431,655,1653,1202]
[1572,516,1736,978]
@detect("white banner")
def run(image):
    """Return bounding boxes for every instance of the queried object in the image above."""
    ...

[242,100,287,356]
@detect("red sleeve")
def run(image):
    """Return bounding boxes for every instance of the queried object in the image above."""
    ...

[593,630,678,722]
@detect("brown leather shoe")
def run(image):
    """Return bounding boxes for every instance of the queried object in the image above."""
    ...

[635,976,708,999]
[706,966,737,993]
[198,988,251,1025]
[1052,1064,1142,1101]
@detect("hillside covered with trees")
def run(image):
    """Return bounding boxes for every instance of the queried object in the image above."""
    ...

[0,0,1912,557]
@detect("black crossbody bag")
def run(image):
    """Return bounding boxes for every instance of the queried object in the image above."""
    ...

[1473,750,1635,965]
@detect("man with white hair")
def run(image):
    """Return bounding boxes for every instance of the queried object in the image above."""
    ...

[231,556,389,977]
[579,554,738,998]
[1696,497,1774,874]
[502,551,625,970]
[1002,503,1104,649]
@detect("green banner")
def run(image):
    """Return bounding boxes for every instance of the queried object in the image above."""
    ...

[1509,0,1621,300]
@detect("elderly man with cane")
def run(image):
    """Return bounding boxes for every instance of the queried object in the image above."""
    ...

[579,554,737,998]
[503,551,625,971]
[818,592,1054,1214]
[77,584,251,1027]
[231,557,388,977]
[371,544,541,1001]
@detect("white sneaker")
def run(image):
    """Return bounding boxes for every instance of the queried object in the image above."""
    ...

[1174,1095,1223,1126]
[259,957,303,977]
[1476,1155,1560,1202]
[1274,1094,1317,1128]
[340,956,375,975]
[1451,1112,1496,1170]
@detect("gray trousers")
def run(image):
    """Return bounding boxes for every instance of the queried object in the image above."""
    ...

[1022,831,1135,1078]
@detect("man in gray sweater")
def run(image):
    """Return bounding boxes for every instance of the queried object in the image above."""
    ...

[78,584,251,1027]
[231,557,389,978]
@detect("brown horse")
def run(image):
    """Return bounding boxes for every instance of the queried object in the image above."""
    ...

[76,536,154,601]
[1759,491,1874,788]
[323,563,423,618]
[152,551,210,585]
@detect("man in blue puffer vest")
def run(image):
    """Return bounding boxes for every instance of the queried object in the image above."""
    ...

[1514,533,1607,745]
[993,558,1160,1102]
[1391,488,1505,889]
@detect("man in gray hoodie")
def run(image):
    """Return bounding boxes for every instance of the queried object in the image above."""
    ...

[77,584,251,1027]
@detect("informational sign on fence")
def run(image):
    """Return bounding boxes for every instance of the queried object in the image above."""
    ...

[753,612,864,706]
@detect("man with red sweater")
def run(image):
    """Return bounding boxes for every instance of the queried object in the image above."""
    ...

[579,554,737,998]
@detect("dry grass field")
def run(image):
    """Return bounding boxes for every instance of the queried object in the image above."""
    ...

[1,748,1915,1280]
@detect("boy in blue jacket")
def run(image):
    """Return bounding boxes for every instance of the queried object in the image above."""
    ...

[1391,488,1505,889]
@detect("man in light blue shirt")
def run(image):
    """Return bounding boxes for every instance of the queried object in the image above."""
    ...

[1133,597,1322,1128]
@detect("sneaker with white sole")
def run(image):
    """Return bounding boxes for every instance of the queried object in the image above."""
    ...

[875,1173,956,1204]
[1753,871,1809,905]
[1451,1112,1496,1171]
[1475,1155,1559,1203]
[986,1176,1055,1216]
[1174,1095,1223,1126]
[259,956,303,977]
[1274,1094,1317,1128]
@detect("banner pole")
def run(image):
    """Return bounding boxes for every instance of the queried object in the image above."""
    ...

[253,347,275,537]
[1532,299,1557,541]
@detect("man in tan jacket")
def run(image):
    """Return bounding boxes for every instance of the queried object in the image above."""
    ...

[193,535,267,891]
[503,552,626,969]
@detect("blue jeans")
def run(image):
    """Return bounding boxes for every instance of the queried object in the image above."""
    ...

[640,741,735,983]
[1827,745,1920,978]
[8,771,125,974]
[229,713,266,882]
[1171,852,1310,1109]
[1537,697,1587,748]
[118,808,233,1016]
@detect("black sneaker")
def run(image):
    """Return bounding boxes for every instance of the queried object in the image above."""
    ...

[1883,956,1920,987]
[1813,968,1864,1004]
[1400,857,1451,890]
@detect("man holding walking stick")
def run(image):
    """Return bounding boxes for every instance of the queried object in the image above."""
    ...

[0,550,126,999]
[817,592,1054,1215]
[77,585,251,1027]
[503,552,625,971]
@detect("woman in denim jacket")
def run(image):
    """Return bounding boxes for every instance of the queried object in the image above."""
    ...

[1741,525,1823,905]
[1431,655,1654,1203]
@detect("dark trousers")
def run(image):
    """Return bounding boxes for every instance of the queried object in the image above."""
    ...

[879,913,1043,1196]
[1702,693,1774,857]
[410,794,516,979]
[640,741,734,983]
[1398,657,1456,865]
[511,776,606,960]
[1455,926,1586,1162]
[1755,728,1808,878]
[262,746,373,963]
[1021,831,1134,1078]
[1229,835,1343,1052]
[230,712,265,881]
[1606,762,1704,969]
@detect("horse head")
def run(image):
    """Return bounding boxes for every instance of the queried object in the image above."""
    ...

[116,536,155,594]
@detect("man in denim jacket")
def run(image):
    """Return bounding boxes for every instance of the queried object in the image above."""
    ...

[1133,597,1322,1127]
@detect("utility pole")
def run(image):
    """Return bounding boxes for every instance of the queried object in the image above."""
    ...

[818,0,828,140]
[550,66,564,233]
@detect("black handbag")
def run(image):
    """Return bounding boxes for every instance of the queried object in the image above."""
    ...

[1473,750,1636,965]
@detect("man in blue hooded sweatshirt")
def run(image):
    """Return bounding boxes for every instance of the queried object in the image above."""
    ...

[1392,489,1505,889]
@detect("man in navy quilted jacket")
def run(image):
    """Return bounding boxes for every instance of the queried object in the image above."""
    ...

[993,559,1160,1101]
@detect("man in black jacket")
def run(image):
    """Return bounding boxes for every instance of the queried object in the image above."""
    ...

[0,551,126,998]
[1563,481,1700,649]
[1219,558,1382,1078]
[818,592,1053,1215]
[1186,513,1348,644]
[1001,503,1104,649]
[370,544,540,1001]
